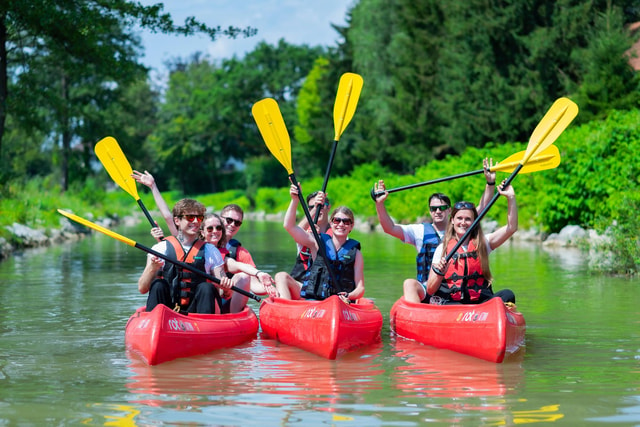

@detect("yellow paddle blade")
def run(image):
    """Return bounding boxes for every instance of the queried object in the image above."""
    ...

[333,72,363,141]
[524,97,578,163]
[57,209,136,247]
[95,136,140,200]
[252,98,294,175]
[492,144,561,174]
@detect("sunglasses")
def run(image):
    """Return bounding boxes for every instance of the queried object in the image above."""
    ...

[179,214,204,222]
[222,216,243,227]
[332,217,353,226]
[454,201,475,210]
[429,205,449,212]
[205,225,223,232]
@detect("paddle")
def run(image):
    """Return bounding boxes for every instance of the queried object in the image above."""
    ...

[313,73,364,222]
[369,144,561,200]
[444,97,578,263]
[95,136,157,228]
[252,97,340,289]
[57,209,261,302]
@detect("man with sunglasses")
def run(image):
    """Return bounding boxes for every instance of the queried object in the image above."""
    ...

[220,204,277,297]
[137,198,232,314]
[373,159,496,303]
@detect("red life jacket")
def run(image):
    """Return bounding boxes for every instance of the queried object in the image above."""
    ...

[436,239,488,303]
[158,236,207,309]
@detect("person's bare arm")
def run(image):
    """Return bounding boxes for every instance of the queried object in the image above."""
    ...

[132,170,178,236]
[138,255,163,294]
[373,179,405,240]
[477,158,496,212]
[487,181,518,250]
[283,185,317,250]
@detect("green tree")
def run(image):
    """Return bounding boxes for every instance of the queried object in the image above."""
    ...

[0,0,255,189]
[149,41,326,194]
[570,5,640,123]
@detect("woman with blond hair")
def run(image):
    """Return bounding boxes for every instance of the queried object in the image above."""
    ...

[427,180,518,305]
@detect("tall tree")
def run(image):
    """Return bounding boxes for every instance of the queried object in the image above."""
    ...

[0,0,255,189]
[570,4,640,122]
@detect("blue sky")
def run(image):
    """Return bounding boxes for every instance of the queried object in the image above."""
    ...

[138,0,354,80]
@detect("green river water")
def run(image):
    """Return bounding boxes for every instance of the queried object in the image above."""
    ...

[0,219,638,426]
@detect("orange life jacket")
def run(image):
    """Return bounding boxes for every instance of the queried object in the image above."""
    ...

[158,236,207,309]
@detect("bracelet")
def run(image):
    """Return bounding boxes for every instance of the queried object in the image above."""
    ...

[255,270,263,277]
[486,181,495,186]
[432,266,445,276]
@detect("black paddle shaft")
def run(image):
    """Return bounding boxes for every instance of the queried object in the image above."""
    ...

[137,199,157,227]
[313,139,339,223]
[370,169,483,201]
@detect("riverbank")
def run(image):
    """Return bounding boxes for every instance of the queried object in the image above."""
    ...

[1,209,609,269]
[0,212,138,261]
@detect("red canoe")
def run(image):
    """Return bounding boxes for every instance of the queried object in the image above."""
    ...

[259,295,384,359]
[390,297,525,363]
[125,304,259,365]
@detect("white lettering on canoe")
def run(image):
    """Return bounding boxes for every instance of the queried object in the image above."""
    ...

[301,308,326,319]
[456,310,489,322]
[342,309,360,322]
[167,318,196,332]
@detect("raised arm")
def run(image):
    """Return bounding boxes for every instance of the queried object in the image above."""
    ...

[477,158,496,212]
[486,180,518,250]
[297,191,326,230]
[132,170,178,236]
[373,179,405,240]
[283,184,317,250]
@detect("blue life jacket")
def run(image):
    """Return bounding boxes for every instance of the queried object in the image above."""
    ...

[416,223,441,282]
[300,234,361,300]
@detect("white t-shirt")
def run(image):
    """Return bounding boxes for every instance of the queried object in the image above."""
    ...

[399,223,445,252]
[150,239,224,274]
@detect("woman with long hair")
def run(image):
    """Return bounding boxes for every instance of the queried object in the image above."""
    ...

[275,184,365,302]
[201,213,276,312]
[426,180,518,305]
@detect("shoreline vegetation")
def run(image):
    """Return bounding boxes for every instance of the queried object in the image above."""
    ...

[4,108,640,275]
[1,207,610,272]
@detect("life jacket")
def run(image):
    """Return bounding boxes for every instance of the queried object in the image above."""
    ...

[300,234,360,300]
[226,239,241,260]
[290,228,333,282]
[415,223,441,282]
[157,236,208,309]
[225,239,241,279]
[435,239,489,303]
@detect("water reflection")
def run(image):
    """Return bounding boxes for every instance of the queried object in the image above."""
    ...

[126,338,385,410]
[391,337,525,399]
